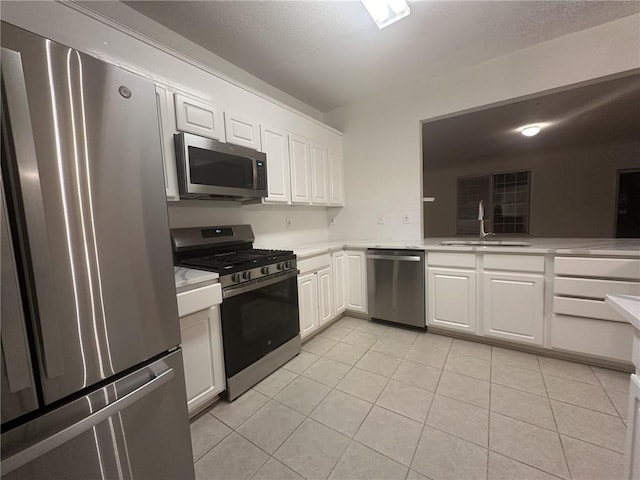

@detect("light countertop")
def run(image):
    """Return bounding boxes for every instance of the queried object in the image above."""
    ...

[288,238,640,260]
[607,295,640,332]
[174,266,219,292]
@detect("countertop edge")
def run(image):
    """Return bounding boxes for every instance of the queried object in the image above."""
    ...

[292,240,640,260]
[606,295,640,332]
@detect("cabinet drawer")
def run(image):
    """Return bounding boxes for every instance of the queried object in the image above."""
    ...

[555,257,640,280]
[553,296,626,323]
[298,253,331,275]
[484,254,544,273]
[177,283,222,317]
[554,277,640,299]
[428,252,476,269]
[550,314,633,363]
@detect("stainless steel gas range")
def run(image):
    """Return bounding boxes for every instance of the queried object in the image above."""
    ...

[172,225,301,401]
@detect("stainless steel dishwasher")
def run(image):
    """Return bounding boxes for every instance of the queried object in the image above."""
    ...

[367,249,426,328]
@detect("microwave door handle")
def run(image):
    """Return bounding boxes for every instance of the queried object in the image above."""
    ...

[252,157,258,190]
[2,48,65,379]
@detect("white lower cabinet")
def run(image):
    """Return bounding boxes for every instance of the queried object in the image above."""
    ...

[345,250,367,314]
[483,272,544,345]
[332,251,346,316]
[427,268,476,333]
[627,373,640,479]
[317,267,333,327]
[298,272,319,339]
[298,266,335,339]
[179,305,225,417]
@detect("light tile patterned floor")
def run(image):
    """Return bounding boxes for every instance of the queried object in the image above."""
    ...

[191,316,631,480]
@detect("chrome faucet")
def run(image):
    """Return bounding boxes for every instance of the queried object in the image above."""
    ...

[478,200,495,239]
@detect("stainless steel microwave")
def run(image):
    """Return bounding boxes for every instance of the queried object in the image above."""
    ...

[174,132,267,201]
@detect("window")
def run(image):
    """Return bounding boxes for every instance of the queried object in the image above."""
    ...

[456,175,490,235]
[492,171,531,234]
[457,170,531,235]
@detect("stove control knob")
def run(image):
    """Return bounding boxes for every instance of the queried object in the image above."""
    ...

[276,262,284,271]
[242,271,251,280]
[285,260,293,269]
[261,266,270,275]
[231,273,240,283]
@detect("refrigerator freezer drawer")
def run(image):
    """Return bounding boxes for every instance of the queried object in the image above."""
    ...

[1,350,194,479]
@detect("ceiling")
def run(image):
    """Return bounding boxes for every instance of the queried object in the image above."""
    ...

[124,1,640,113]
[422,72,640,169]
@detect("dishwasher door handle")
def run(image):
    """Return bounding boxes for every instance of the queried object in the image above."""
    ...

[366,254,422,262]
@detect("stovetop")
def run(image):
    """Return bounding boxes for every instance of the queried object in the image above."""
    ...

[178,248,296,275]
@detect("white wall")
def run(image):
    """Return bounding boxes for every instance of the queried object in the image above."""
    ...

[1,1,334,247]
[325,14,640,241]
[168,203,331,248]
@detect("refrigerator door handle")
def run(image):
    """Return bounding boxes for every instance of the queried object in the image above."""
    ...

[1,47,65,379]
[1,364,175,475]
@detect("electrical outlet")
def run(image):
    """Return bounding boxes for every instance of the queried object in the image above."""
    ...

[285,217,292,229]
[402,213,411,224]
[376,214,385,225]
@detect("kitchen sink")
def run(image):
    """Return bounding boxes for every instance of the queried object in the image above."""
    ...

[440,240,532,247]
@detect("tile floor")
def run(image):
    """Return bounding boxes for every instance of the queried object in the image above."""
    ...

[191,316,631,480]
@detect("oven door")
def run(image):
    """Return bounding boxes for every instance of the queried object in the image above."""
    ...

[220,271,299,378]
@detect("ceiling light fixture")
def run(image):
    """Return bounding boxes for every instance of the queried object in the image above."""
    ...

[519,124,541,137]
[361,0,410,29]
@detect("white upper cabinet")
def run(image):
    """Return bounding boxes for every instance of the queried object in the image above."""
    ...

[223,111,260,150]
[260,125,290,204]
[328,150,344,206]
[174,92,225,141]
[310,143,329,205]
[289,134,312,204]
[155,84,180,201]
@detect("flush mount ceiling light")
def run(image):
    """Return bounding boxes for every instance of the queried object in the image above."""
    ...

[519,124,542,137]
[361,0,410,29]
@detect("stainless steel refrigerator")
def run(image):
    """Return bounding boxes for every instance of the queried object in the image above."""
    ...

[1,23,194,479]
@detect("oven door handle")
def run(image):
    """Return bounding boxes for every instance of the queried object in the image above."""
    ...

[223,269,298,299]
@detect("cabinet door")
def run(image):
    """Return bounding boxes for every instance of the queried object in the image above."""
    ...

[179,306,225,417]
[346,250,367,314]
[174,92,224,141]
[224,111,260,150]
[317,267,334,326]
[332,251,346,316]
[427,268,476,333]
[298,273,318,339]
[328,150,344,206]
[260,125,290,203]
[155,84,179,201]
[483,272,544,345]
[289,134,311,204]
[310,143,328,205]
[626,373,640,480]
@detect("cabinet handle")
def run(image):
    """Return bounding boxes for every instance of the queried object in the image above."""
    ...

[367,254,422,262]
